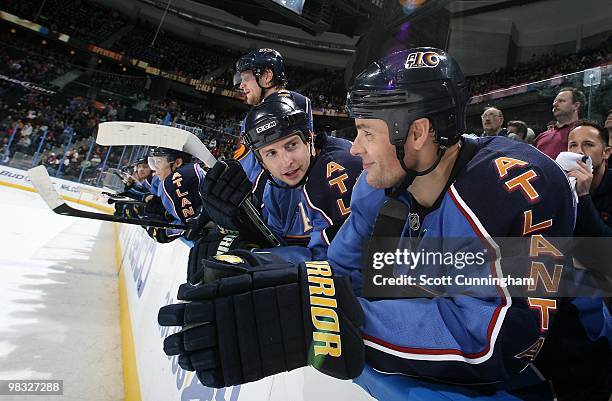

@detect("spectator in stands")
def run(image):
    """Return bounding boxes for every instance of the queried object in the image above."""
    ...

[567,120,612,236]
[507,120,528,142]
[535,87,585,159]
[605,108,612,143]
[480,107,507,136]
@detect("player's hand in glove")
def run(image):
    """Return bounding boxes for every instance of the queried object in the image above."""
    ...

[158,250,365,388]
[186,231,261,284]
[144,194,166,217]
[183,208,213,242]
[201,160,253,231]
[113,201,143,219]
[146,226,180,243]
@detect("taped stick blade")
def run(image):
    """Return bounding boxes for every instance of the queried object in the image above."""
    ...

[28,165,65,211]
[96,121,189,151]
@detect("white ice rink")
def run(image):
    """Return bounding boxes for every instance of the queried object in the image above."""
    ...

[0,184,123,400]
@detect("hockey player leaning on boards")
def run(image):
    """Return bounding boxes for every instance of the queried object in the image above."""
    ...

[192,95,362,267]
[111,157,153,218]
[142,147,210,243]
[159,48,610,400]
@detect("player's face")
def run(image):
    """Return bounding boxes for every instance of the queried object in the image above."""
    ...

[134,162,151,181]
[351,118,405,189]
[239,70,262,105]
[552,91,576,120]
[568,125,610,170]
[148,156,172,181]
[259,134,311,186]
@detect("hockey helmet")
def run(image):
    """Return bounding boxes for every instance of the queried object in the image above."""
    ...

[147,147,190,170]
[244,97,309,154]
[233,48,288,88]
[347,47,469,154]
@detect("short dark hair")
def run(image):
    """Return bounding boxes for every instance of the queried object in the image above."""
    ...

[507,120,528,136]
[571,119,609,146]
[558,87,587,117]
[607,108,612,118]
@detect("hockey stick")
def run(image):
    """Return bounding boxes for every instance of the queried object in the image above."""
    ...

[96,121,283,247]
[27,165,186,229]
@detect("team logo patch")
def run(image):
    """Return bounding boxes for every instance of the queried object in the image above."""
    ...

[213,254,244,264]
[255,120,277,134]
[404,51,441,69]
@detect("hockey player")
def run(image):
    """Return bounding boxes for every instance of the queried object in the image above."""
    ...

[232,48,313,218]
[111,157,154,218]
[121,157,153,200]
[232,48,313,187]
[198,95,362,262]
[158,48,610,399]
[144,147,209,243]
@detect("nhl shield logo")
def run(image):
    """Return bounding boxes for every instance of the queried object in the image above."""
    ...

[408,213,420,231]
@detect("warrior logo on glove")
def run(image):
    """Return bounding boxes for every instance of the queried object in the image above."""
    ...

[158,251,364,388]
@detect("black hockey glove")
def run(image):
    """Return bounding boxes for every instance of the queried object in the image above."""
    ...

[159,250,365,388]
[114,201,143,219]
[186,232,254,284]
[146,227,179,244]
[144,194,165,217]
[183,208,213,242]
[201,160,254,232]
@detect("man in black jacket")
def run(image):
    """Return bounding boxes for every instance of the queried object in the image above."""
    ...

[567,120,612,236]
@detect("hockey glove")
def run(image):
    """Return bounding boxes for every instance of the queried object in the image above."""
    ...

[146,227,179,244]
[186,232,255,284]
[201,160,253,232]
[183,209,213,242]
[159,251,365,388]
[144,194,165,217]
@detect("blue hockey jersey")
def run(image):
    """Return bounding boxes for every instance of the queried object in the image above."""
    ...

[234,89,360,261]
[157,163,206,240]
[328,136,610,399]
[263,136,362,262]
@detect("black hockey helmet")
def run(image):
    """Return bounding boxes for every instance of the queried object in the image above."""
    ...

[244,96,309,154]
[134,156,149,166]
[233,48,288,88]
[347,47,468,153]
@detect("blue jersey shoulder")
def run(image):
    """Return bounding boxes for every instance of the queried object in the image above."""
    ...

[454,136,575,236]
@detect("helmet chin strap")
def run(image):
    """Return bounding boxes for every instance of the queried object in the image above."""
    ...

[255,74,274,104]
[386,145,446,198]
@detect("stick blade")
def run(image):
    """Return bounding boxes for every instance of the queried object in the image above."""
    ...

[28,165,65,211]
[96,122,189,151]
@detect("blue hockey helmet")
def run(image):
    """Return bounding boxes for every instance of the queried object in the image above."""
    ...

[347,47,469,153]
[233,48,288,88]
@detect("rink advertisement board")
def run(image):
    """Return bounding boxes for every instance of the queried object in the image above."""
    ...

[0,165,113,211]
[116,224,376,401]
